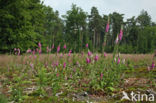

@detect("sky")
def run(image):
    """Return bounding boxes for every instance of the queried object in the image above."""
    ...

[42,0,156,22]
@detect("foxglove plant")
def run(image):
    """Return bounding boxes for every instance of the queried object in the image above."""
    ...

[117,58,120,64]
[151,61,155,69]
[118,29,123,41]
[46,46,51,53]
[100,73,103,80]
[26,49,32,53]
[103,17,109,53]
[52,43,54,49]
[63,44,66,49]
[55,62,59,67]
[32,50,35,55]
[68,50,72,57]
[57,45,60,53]
[30,63,34,69]
[105,22,109,33]
[46,46,49,53]
[88,51,92,57]
[63,62,66,68]
[14,48,17,55]
[86,57,91,64]
[86,43,88,48]
[38,42,41,48]
[94,55,99,61]
[104,52,107,57]
[60,53,63,58]
[38,42,42,54]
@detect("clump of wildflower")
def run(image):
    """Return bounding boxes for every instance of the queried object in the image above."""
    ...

[17,48,20,56]
[30,63,34,69]
[47,46,51,53]
[117,58,120,64]
[86,57,91,64]
[104,52,107,57]
[100,73,103,79]
[86,43,88,48]
[118,29,123,41]
[57,45,60,53]
[38,42,42,54]
[68,50,72,56]
[52,43,54,49]
[60,53,63,58]
[32,50,35,55]
[88,51,92,56]
[63,62,66,68]
[105,23,109,32]
[63,44,67,49]
[94,55,99,61]
[27,49,32,53]
[151,61,155,69]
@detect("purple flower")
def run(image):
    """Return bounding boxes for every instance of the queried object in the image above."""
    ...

[30,63,34,69]
[100,73,103,79]
[55,62,59,66]
[34,55,37,59]
[151,61,155,69]
[38,42,42,54]
[88,51,92,56]
[39,49,41,54]
[26,49,32,53]
[63,44,67,49]
[60,53,63,58]
[47,46,49,53]
[94,55,99,61]
[118,29,123,41]
[68,50,72,56]
[52,61,59,67]
[14,48,17,55]
[117,58,120,64]
[57,45,60,53]
[38,42,41,48]
[86,43,88,48]
[36,48,38,52]
[52,43,54,49]
[86,57,91,64]
[69,50,72,53]
[104,52,107,57]
[63,62,66,68]
[105,23,109,32]
[32,50,35,55]
[17,48,20,56]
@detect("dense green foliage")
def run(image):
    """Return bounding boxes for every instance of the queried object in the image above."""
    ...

[0,0,156,53]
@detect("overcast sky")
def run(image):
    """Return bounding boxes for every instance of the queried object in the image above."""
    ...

[42,0,156,22]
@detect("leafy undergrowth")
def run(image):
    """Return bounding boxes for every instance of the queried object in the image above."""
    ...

[0,54,155,103]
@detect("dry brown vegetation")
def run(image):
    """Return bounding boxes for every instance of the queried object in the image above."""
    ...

[0,53,154,68]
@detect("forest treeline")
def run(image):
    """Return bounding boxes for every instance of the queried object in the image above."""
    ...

[0,0,156,54]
